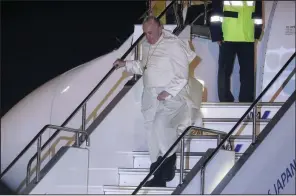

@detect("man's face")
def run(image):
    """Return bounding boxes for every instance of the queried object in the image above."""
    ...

[143,20,162,44]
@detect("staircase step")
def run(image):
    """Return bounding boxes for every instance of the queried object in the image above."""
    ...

[181,136,252,153]
[200,102,282,118]
[103,185,174,194]
[133,152,203,169]
[131,151,242,169]
[200,119,268,135]
[87,186,104,194]
[118,136,250,157]
[118,168,190,187]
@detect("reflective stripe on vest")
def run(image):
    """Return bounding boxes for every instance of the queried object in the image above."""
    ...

[223,1,254,6]
[210,15,223,22]
[224,1,243,6]
[210,15,262,25]
[211,1,259,23]
[254,19,263,25]
[246,1,255,6]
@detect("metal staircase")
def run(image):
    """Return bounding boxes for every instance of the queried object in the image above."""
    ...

[1,0,295,194]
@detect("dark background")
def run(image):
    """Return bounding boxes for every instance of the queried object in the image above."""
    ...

[1,1,146,193]
[1,1,146,117]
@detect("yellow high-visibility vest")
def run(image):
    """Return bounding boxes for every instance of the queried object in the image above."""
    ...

[219,1,262,42]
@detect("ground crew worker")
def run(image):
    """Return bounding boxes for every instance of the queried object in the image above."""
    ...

[210,0,263,102]
[113,16,203,187]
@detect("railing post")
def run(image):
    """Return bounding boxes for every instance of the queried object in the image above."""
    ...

[217,134,221,146]
[226,137,233,151]
[179,137,185,184]
[203,1,208,25]
[26,167,30,186]
[36,137,42,183]
[134,44,139,81]
[200,167,205,194]
[253,46,257,143]
[75,131,80,147]
[252,105,257,144]
[81,103,86,143]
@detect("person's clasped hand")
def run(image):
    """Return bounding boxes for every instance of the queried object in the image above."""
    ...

[157,91,171,101]
[113,59,126,69]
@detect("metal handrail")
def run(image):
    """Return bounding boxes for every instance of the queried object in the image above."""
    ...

[185,127,226,136]
[25,125,90,186]
[131,126,227,194]
[179,127,227,184]
[0,124,89,179]
[190,8,212,26]
[0,0,177,182]
[132,52,295,195]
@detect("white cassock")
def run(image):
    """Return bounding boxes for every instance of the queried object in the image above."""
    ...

[125,29,203,163]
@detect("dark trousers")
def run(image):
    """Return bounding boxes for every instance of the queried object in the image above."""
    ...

[218,42,255,102]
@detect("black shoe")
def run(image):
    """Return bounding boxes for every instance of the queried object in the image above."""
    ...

[149,156,163,176]
[144,175,166,187]
[161,153,177,182]
[148,154,177,182]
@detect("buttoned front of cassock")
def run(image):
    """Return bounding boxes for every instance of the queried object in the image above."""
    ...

[125,29,202,163]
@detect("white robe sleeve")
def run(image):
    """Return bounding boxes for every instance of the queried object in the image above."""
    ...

[165,41,197,97]
[125,60,144,75]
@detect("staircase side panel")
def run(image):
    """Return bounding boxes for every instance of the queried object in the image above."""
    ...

[213,93,296,194]
[28,147,89,194]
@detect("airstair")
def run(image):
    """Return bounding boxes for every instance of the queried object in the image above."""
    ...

[1,0,295,194]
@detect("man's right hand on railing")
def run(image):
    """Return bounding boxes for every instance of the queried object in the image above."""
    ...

[113,59,126,69]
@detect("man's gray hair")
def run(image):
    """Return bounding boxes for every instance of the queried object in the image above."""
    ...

[143,15,162,26]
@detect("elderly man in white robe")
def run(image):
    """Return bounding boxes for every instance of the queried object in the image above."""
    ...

[113,16,203,187]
